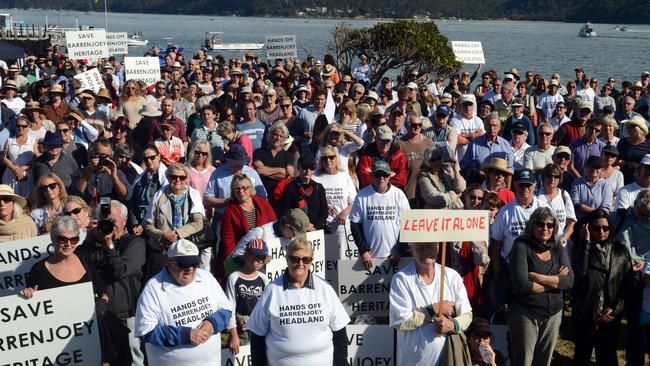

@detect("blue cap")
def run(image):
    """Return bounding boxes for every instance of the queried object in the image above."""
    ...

[436,104,451,117]
[246,238,268,256]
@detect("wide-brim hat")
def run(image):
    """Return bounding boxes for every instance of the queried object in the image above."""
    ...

[0,184,26,207]
[632,81,644,90]
[140,103,162,117]
[2,79,17,91]
[172,61,182,68]
[623,115,649,135]
[42,130,66,146]
[96,88,112,103]
[270,66,287,79]
[505,67,520,80]
[341,75,353,83]
[8,65,19,72]
[63,111,84,124]
[230,68,244,76]
[481,157,513,175]
[48,84,66,95]
[21,101,45,114]
[322,64,336,76]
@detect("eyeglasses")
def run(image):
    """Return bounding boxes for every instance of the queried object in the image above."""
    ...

[15,124,28,129]
[56,235,80,246]
[112,126,126,132]
[591,225,610,232]
[40,183,58,191]
[169,174,187,181]
[281,104,291,108]
[409,123,422,128]
[58,128,70,133]
[64,207,83,216]
[302,165,316,171]
[142,155,158,162]
[195,151,208,157]
[287,255,313,265]
[81,96,94,101]
[535,222,555,230]
[0,197,13,205]
[321,155,337,161]
[234,186,251,192]
[172,88,181,92]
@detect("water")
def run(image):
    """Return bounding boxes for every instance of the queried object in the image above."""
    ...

[7,9,650,84]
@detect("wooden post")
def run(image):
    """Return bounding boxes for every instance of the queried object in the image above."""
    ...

[438,241,446,313]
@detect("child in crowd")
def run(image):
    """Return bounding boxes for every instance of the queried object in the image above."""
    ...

[225,238,270,354]
[481,192,504,225]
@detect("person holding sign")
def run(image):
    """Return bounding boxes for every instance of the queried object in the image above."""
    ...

[389,243,473,365]
[135,239,232,366]
[247,237,350,366]
[350,160,410,269]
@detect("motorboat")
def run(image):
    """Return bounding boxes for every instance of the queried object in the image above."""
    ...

[578,22,597,37]
[128,31,148,46]
[204,31,264,51]
[614,25,627,32]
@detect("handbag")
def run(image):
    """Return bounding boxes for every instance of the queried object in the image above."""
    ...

[185,193,214,251]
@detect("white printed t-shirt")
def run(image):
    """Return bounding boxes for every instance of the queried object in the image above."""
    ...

[313,171,358,229]
[134,268,232,366]
[491,197,550,259]
[536,189,576,239]
[247,272,351,366]
[349,184,411,259]
[449,114,484,161]
[389,262,472,366]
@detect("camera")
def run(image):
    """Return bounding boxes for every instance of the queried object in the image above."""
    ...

[97,197,114,235]
[98,154,111,166]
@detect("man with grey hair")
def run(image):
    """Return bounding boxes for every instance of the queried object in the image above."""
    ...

[78,199,147,365]
[350,83,366,104]
[253,121,294,197]
[495,82,516,125]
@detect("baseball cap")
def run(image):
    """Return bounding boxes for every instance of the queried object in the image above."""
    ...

[511,98,524,107]
[280,209,310,237]
[436,104,451,117]
[513,169,536,185]
[406,82,418,90]
[641,154,650,166]
[246,238,268,257]
[460,95,474,105]
[549,79,560,87]
[602,144,619,156]
[553,146,572,157]
[512,121,527,133]
[372,160,391,176]
[376,125,394,141]
[167,239,200,267]
[439,93,452,103]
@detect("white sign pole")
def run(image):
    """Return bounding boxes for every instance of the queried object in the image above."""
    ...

[265,34,297,61]
[65,30,109,60]
[451,41,485,64]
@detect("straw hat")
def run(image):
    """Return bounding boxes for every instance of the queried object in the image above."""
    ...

[364,91,379,103]
[21,101,46,114]
[0,184,26,207]
[632,81,644,90]
[623,115,649,135]
[2,79,17,91]
[480,157,514,175]
[322,64,336,76]
[341,75,353,83]
[48,84,66,95]
[96,88,112,104]
[230,68,244,76]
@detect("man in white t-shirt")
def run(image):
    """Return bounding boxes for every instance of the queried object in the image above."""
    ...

[450,95,486,161]
[350,160,410,269]
[616,154,650,209]
[134,239,232,366]
[491,168,550,272]
[536,79,565,123]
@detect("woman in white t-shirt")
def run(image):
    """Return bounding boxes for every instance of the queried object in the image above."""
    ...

[535,164,576,245]
[248,237,350,366]
[1,80,24,114]
[313,146,357,258]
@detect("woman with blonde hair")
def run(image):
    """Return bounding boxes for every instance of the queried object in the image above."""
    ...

[186,139,216,197]
[317,123,364,173]
[30,173,68,234]
[338,99,363,136]
[117,79,147,129]
[0,184,38,242]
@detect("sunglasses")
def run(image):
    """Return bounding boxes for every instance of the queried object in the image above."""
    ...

[0,197,13,205]
[556,154,571,160]
[409,123,422,128]
[173,261,199,269]
[302,165,316,171]
[545,174,562,180]
[589,126,602,133]
[195,151,209,157]
[169,174,187,181]
[112,126,127,132]
[56,235,80,245]
[142,155,158,162]
[64,207,83,216]
[591,225,610,232]
[281,104,292,108]
[15,124,28,129]
[321,155,337,161]
[535,222,555,230]
[234,186,251,192]
[373,172,390,179]
[538,132,553,136]
[40,183,58,191]
[287,255,313,265]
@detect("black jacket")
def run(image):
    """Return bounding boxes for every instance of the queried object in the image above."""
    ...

[276,178,328,231]
[79,232,146,319]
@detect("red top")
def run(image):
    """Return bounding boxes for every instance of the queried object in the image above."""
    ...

[356,144,408,190]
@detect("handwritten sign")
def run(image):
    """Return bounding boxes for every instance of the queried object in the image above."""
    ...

[74,68,103,93]
[400,209,490,243]
[265,230,325,281]
[124,57,161,85]
[451,41,485,64]
[0,235,52,296]
[0,282,101,365]
[65,30,109,60]
[265,34,297,60]
[346,325,395,366]
[106,32,129,55]
[337,258,410,317]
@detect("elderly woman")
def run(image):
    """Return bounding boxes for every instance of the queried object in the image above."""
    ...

[219,174,277,282]
[571,209,632,366]
[390,242,473,365]
[0,184,37,242]
[144,163,205,279]
[22,101,54,140]
[417,148,465,209]
[617,116,650,184]
[63,196,92,243]
[317,123,364,173]
[248,237,350,365]
[217,120,253,162]
[187,140,216,197]
[129,145,167,235]
[2,115,37,200]
[313,146,358,256]
[536,164,576,245]
[30,173,68,234]
[599,116,619,146]
[509,207,574,366]
[117,80,147,129]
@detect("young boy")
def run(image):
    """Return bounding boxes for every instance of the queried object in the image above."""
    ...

[225,238,269,354]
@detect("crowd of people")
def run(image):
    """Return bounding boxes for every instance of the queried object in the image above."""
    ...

[5,42,650,365]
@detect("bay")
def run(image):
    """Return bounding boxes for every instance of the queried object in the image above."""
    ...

[8,9,650,83]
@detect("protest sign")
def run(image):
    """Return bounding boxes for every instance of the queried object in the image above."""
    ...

[346,325,395,366]
[400,209,490,243]
[106,32,129,55]
[0,282,101,365]
[265,35,297,60]
[265,230,325,281]
[451,41,485,64]
[324,231,358,288]
[65,30,109,60]
[0,235,52,296]
[74,68,103,93]
[221,344,251,366]
[337,258,410,317]
[124,57,161,85]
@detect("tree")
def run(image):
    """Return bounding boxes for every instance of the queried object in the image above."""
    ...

[329,20,462,88]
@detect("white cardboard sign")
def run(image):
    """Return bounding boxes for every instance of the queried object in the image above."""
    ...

[221,344,251,366]
[65,30,109,60]
[0,235,53,296]
[74,68,104,93]
[0,282,102,365]
[451,41,485,64]
[124,57,161,85]
[400,209,490,243]
[265,230,325,282]
[265,35,297,60]
[346,325,395,366]
[106,32,129,55]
